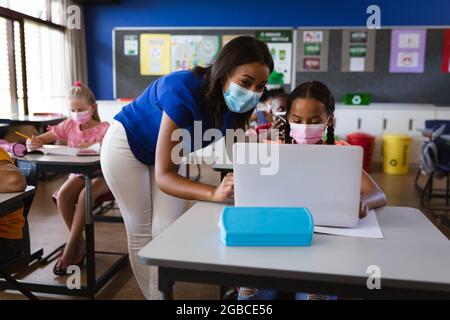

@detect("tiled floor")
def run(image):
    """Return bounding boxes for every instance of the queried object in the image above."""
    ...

[1,164,448,300]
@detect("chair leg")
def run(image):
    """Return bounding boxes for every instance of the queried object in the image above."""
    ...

[421,175,432,206]
[40,243,65,264]
[0,271,38,300]
[427,172,434,202]
[446,173,449,207]
[414,168,422,191]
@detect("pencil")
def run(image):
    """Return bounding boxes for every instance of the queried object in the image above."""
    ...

[15,131,32,140]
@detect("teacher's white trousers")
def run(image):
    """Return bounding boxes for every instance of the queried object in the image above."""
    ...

[101,120,188,299]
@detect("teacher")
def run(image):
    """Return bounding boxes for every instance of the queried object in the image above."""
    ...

[101,36,274,299]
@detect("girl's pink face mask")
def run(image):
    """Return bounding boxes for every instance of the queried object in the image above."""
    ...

[289,117,330,145]
[71,109,93,125]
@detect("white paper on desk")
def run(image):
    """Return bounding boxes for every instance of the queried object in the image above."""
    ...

[31,143,101,156]
[314,210,383,239]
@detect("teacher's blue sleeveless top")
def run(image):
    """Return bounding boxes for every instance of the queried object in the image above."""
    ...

[114,70,239,165]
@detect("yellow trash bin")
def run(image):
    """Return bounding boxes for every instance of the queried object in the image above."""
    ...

[382,134,412,175]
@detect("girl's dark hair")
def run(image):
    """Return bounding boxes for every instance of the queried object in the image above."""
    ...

[285,81,335,144]
[193,36,274,129]
[260,87,287,103]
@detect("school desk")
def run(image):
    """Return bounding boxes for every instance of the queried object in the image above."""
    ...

[0,123,10,138]
[0,114,65,133]
[0,155,128,299]
[0,186,35,218]
[139,201,450,300]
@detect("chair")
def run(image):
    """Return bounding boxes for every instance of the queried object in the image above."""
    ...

[0,161,42,300]
[40,190,120,264]
[51,190,117,218]
[415,120,450,211]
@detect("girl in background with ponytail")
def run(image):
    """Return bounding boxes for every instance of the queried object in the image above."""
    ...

[239,81,387,301]
[26,82,110,276]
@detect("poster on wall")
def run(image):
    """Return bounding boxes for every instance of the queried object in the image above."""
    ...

[124,35,138,56]
[221,34,252,47]
[389,29,426,73]
[170,35,220,71]
[441,29,450,73]
[256,30,292,84]
[341,30,375,72]
[297,30,329,72]
[140,34,171,75]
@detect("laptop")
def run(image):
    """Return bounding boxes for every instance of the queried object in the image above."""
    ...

[232,142,363,227]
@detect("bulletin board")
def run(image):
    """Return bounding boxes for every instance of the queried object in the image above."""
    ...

[113,27,294,99]
[295,28,450,105]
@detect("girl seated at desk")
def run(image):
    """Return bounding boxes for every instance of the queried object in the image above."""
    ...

[26,82,110,276]
[238,80,387,300]
[250,87,288,126]
[0,148,27,263]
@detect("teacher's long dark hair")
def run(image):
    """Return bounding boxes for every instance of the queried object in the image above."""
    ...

[193,36,274,129]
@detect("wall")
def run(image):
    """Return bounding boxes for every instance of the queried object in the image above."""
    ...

[84,0,450,99]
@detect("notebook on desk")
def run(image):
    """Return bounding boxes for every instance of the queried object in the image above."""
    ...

[27,143,101,156]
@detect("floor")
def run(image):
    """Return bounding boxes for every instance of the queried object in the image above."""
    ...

[0,164,449,300]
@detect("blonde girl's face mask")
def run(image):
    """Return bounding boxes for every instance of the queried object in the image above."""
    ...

[71,106,93,125]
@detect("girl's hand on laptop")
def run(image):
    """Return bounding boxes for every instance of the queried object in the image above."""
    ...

[359,199,369,219]
[211,172,234,202]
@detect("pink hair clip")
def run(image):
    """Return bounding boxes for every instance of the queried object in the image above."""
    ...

[73,81,82,87]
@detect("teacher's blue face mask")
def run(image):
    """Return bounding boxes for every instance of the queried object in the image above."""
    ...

[223,75,263,113]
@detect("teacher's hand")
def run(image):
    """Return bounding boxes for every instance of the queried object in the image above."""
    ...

[211,172,234,202]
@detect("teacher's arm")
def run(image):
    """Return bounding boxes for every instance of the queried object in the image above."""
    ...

[155,112,233,202]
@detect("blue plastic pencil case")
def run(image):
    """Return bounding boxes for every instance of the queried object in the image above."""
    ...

[219,207,314,247]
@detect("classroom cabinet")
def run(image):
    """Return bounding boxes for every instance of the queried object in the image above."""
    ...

[334,105,438,165]
[358,109,384,163]
[334,108,384,162]
[382,109,434,136]
[435,108,450,120]
[333,108,360,136]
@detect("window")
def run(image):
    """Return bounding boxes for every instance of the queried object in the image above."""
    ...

[0,0,65,25]
[14,21,24,114]
[0,17,11,115]
[0,0,67,115]
[24,21,66,114]
[51,0,64,25]
[8,0,48,20]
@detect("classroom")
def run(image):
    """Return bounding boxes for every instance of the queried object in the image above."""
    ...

[0,0,449,304]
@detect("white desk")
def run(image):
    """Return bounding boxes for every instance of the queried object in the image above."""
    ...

[0,155,128,299]
[0,115,65,133]
[19,154,102,168]
[139,201,450,299]
[0,186,35,218]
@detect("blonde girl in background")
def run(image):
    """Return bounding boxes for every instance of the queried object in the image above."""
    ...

[27,82,110,275]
